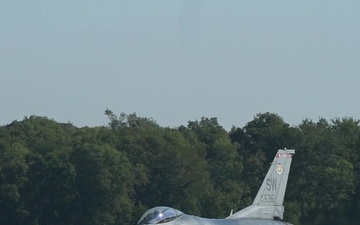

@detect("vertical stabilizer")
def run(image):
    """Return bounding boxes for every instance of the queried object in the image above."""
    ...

[227,149,295,220]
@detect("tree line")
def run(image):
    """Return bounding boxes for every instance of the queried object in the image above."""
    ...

[0,110,359,225]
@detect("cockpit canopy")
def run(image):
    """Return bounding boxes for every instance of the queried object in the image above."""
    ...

[137,207,183,224]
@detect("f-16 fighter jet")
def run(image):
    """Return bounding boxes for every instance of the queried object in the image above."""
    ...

[137,149,295,225]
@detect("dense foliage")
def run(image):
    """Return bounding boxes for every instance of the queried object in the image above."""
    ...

[1,111,360,225]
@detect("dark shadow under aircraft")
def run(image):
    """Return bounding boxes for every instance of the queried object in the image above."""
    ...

[137,149,295,225]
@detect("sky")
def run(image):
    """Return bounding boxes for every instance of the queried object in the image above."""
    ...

[1,1,360,130]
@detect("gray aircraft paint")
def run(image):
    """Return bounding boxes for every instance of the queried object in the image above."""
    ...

[228,149,295,220]
[137,149,295,225]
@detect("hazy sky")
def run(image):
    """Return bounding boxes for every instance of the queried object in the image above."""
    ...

[1,1,360,129]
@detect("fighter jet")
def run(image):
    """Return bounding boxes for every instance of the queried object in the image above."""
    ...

[137,149,295,225]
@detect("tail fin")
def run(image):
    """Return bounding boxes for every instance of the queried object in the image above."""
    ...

[227,149,295,220]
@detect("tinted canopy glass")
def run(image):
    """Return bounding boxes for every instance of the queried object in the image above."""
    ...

[138,207,183,224]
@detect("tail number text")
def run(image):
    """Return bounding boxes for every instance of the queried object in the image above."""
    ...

[260,194,275,204]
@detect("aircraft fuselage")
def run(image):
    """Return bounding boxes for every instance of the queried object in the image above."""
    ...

[168,214,292,225]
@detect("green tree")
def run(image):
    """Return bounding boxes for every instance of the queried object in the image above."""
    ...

[1,116,77,225]
[243,112,300,161]
[22,147,77,225]
[71,127,135,225]
[288,118,356,225]
[0,142,29,225]
[327,117,360,225]
[187,117,244,217]
[105,111,214,221]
